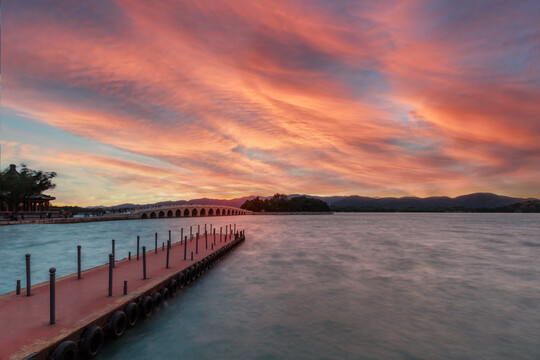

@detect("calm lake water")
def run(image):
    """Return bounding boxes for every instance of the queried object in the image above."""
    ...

[1,213,539,359]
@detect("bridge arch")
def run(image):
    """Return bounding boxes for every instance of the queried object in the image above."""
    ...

[208,208,214,216]
[167,210,173,218]
[176,209,181,217]
[141,213,148,219]
[159,211,165,218]
[192,208,198,217]
[200,208,206,216]
[184,208,190,217]
[150,212,157,219]
[216,208,221,216]
[227,209,231,215]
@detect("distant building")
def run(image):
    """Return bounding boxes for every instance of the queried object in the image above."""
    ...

[0,164,55,213]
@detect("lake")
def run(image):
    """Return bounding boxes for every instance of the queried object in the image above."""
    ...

[1,213,539,359]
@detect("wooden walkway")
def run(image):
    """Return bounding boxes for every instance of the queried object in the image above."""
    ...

[0,231,243,359]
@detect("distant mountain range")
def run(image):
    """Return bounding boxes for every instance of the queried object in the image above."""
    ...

[88,193,539,212]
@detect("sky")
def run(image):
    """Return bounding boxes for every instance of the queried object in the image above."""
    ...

[1,0,539,206]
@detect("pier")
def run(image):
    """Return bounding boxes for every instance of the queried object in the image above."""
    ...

[0,228,246,359]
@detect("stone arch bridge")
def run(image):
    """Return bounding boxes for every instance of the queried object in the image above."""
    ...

[132,204,250,219]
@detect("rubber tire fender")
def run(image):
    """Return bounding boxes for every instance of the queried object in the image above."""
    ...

[168,279,178,296]
[80,325,104,358]
[184,268,191,285]
[125,302,139,328]
[177,272,186,288]
[140,296,153,318]
[152,291,163,311]
[160,287,170,301]
[108,311,127,340]
[50,340,78,360]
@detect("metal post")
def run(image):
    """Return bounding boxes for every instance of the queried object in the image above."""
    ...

[205,231,208,250]
[169,230,171,242]
[225,225,228,241]
[25,254,31,296]
[191,252,193,260]
[143,246,147,280]
[162,242,165,251]
[109,254,114,296]
[49,268,56,325]
[214,229,216,244]
[137,236,140,260]
[181,228,183,244]
[155,233,158,254]
[16,280,21,295]
[124,280,128,295]
[198,225,200,235]
[184,236,187,260]
[112,239,115,268]
[220,227,222,242]
[205,224,207,233]
[166,240,170,268]
[129,251,131,260]
[196,233,199,254]
[77,245,82,279]
[190,226,192,240]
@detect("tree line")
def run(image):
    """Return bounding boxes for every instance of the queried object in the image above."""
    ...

[241,194,330,212]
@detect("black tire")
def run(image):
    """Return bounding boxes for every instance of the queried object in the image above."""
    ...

[108,311,127,340]
[195,263,201,278]
[168,279,178,296]
[177,272,186,288]
[190,266,197,281]
[140,296,153,318]
[160,287,170,301]
[152,292,163,311]
[50,340,78,360]
[80,325,104,358]
[184,268,191,285]
[125,302,139,328]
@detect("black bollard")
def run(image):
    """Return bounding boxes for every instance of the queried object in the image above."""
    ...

[129,251,131,260]
[181,228,183,244]
[124,280,128,295]
[155,233,158,254]
[220,226,222,242]
[77,245,82,279]
[162,242,165,251]
[214,229,216,245]
[169,230,171,242]
[205,231,208,250]
[198,225,200,235]
[211,243,214,250]
[49,267,56,325]
[166,240,170,268]
[184,235,187,260]
[16,280,21,295]
[234,224,236,233]
[143,246,147,280]
[137,236,140,260]
[112,239,115,268]
[205,224,207,233]
[109,254,114,296]
[191,252,193,260]
[225,225,228,241]
[25,254,31,296]
[190,226,192,240]
[196,233,199,254]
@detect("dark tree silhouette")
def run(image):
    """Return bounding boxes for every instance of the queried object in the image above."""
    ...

[241,194,329,212]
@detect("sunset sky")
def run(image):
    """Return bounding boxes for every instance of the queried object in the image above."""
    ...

[1,1,539,206]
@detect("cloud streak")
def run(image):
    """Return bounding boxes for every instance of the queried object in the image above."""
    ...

[2,0,539,205]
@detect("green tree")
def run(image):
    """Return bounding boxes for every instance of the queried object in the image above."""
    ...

[0,164,56,213]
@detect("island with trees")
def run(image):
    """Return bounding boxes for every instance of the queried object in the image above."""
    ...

[240,193,331,213]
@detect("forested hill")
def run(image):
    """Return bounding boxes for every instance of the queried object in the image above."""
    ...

[240,194,330,212]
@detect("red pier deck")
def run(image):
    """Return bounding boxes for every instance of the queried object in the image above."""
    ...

[0,232,244,359]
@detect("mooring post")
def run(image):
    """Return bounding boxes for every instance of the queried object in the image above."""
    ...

[196,233,199,254]
[191,252,193,260]
[213,229,216,244]
[124,280,128,295]
[137,236,140,260]
[108,254,114,296]
[181,228,183,244]
[169,230,171,242]
[129,251,131,260]
[166,240,170,268]
[190,226,192,240]
[49,267,56,325]
[225,225,228,241]
[205,231,208,250]
[16,280,21,295]
[143,246,147,280]
[205,224,207,233]
[77,245,82,279]
[112,239,115,268]
[162,242,165,251]
[155,233,158,254]
[234,224,236,233]
[210,224,212,233]
[25,254,31,296]
[220,226,222,242]
[198,225,200,235]
[184,236,187,260]
[211,243,214,250]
